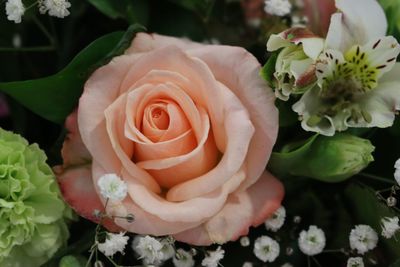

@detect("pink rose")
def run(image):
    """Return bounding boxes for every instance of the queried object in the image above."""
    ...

[55,33,283,245]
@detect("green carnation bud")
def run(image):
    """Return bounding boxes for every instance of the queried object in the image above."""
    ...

[0,128,71,267]
[268,133,375,182]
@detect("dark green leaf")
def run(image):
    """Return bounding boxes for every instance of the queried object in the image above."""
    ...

[260,52,278,87]
[88,0,149,25]
[0,24,145,124]
[167,0,216,19]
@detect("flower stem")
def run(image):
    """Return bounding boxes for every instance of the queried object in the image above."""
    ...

[0,46,55,52]
[359,172,395,185]
[32,15,55,45]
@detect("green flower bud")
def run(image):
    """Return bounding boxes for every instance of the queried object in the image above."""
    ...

[0,128,71,267]
[268,133,375,182]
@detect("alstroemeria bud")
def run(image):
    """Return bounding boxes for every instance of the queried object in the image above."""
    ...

[266,27,324,100]
[268,133,374,182]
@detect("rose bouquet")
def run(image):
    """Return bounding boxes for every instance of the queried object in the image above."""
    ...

[0,0,400,266]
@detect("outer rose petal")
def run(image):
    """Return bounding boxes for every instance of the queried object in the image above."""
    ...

[61,110,91,166]
[53,165,121,232]
[173,172,284,245]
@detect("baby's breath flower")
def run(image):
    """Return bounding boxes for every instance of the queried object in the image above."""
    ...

[264,0,291,16]
[394,159,400,186]
[160,237,175,261]
[201,246,224,267]
[265,206,286,232]
[281,263,293,267]
[347,257,364,267]
[5,0,25,23]
[298,225,326,256]
[253,236,280,263]
[134,235,164,265]
[40,0,71,18]
[98,232,129,257]
[381,216,400,239]
[349,225,378,254]
[173,249,195,267]
[98,173,127,201]
[242,262,253,267]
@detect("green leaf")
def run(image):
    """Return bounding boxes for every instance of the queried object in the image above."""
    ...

[0,24,145,124]
[260,52,278,87]
[88,0,149,25]
[268,133,374,182]
[390,258,400,267]
[167,0,216,19]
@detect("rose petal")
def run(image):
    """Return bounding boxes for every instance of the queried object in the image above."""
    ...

[61,109,91,166]
[173,171,284,245]
[93,163,246,224]
[54,165,121,232]
[126,33,203,54]
[188,46,279,191]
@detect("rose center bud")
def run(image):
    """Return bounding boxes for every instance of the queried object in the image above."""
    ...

[149,105,170,130]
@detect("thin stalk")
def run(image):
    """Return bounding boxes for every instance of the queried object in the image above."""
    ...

[359,172,395,185]
[0,46,55,52]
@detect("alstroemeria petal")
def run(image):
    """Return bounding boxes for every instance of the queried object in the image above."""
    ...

[325,13,354,52]
[352,81,400,128]
[335,0,387,45]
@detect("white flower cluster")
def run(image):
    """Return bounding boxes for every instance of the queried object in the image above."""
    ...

[395,159,400,186]
[264,0,292,17]
[39,0,71,18]
[98,232,129,257]
[98,173,128,201]
[381,216,400,239]
[5,0,24,23]
[4,0,71,24]
[253,236,280,263]
[347,257,364,267]
[202,246,225,267]
[265,206,286,232]
[298,225,326,256]
[133,235,176,266]
[349,225,378,254]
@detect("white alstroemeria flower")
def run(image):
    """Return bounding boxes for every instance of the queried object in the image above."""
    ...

[381,216,400,239]
[201,246,225,267]
[347,257,364,267]
[5,0,25,23]
[349,225,378,254]
[394,158,400,185]
[293,0,400,136]
[267,28,324,100]
[265,206,286,232]
[98,173,128,201]
[298,225,326,256]
[253,236,280,263]
[98,232,129,257]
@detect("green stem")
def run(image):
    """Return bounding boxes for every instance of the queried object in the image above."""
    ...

[312,257,323,267]
[0,46,55,52]
[32,15,55,45]
[359,172,396,185]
